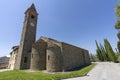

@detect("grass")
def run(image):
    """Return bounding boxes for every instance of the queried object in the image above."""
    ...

[0,64,95,80]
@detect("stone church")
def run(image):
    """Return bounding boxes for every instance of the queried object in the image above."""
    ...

[8,4,91,72]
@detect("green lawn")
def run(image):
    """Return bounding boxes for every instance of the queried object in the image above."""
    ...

[0,64,95,80]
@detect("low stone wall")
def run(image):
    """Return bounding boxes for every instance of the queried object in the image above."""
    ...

[0,63,8,69]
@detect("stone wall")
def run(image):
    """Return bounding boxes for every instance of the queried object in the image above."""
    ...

[30,39,47,70]
[8,52,17,69]
[30,37,90,72]
[46,41,63,72]
[62,42,90,71]
[45,38,90,72]
[0,63,9,69]
[8,46,18,69]
[83,50,91,65]
[0,56,9,69]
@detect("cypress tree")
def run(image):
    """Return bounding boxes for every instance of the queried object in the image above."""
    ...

[96,39,118,62]
[104,39,118,62]
[90,53,96,62]
[95,40,104,61]
[99,44,108,61]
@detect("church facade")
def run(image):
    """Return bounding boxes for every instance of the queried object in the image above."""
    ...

[8,4,91,72]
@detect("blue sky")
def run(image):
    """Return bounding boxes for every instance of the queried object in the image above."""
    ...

[0,0,118,57]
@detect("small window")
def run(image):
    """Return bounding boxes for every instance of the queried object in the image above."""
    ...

[48,55,50,60]
[24,57,27,63]
[32,54,33,58]
[31,15,35,19]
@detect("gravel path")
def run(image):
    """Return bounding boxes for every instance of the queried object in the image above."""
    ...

[63,62,120,80]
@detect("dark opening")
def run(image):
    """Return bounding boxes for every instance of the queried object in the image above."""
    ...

[32,54,33,58]
[28,50,31,53]
[48,55,50,60]
[24,57,27,63]
[31,15,35,19]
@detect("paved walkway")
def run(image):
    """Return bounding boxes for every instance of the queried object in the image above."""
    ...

[0,69,11,72]
[63,62,120,80]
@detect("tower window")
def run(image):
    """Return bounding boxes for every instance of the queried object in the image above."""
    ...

[31,15,35,19]
[24,57,27,63]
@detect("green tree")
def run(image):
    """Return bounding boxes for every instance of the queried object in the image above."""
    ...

[117,41,120,53]
[115,5,120,56]
[117,32,120,53]
[104,39,118,62]
[117,32,120,39]
[115,5,120,29]
[95,40,104,61]
[95,39,118,62]
[99,43,108,61]
[90,53,96,62]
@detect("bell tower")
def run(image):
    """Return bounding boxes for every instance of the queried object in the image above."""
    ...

[14,4,38,69]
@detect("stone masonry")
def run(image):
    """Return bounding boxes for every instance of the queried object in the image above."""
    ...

[8,4,91,72]
[30,37,91,72]
[14,4,38,69]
